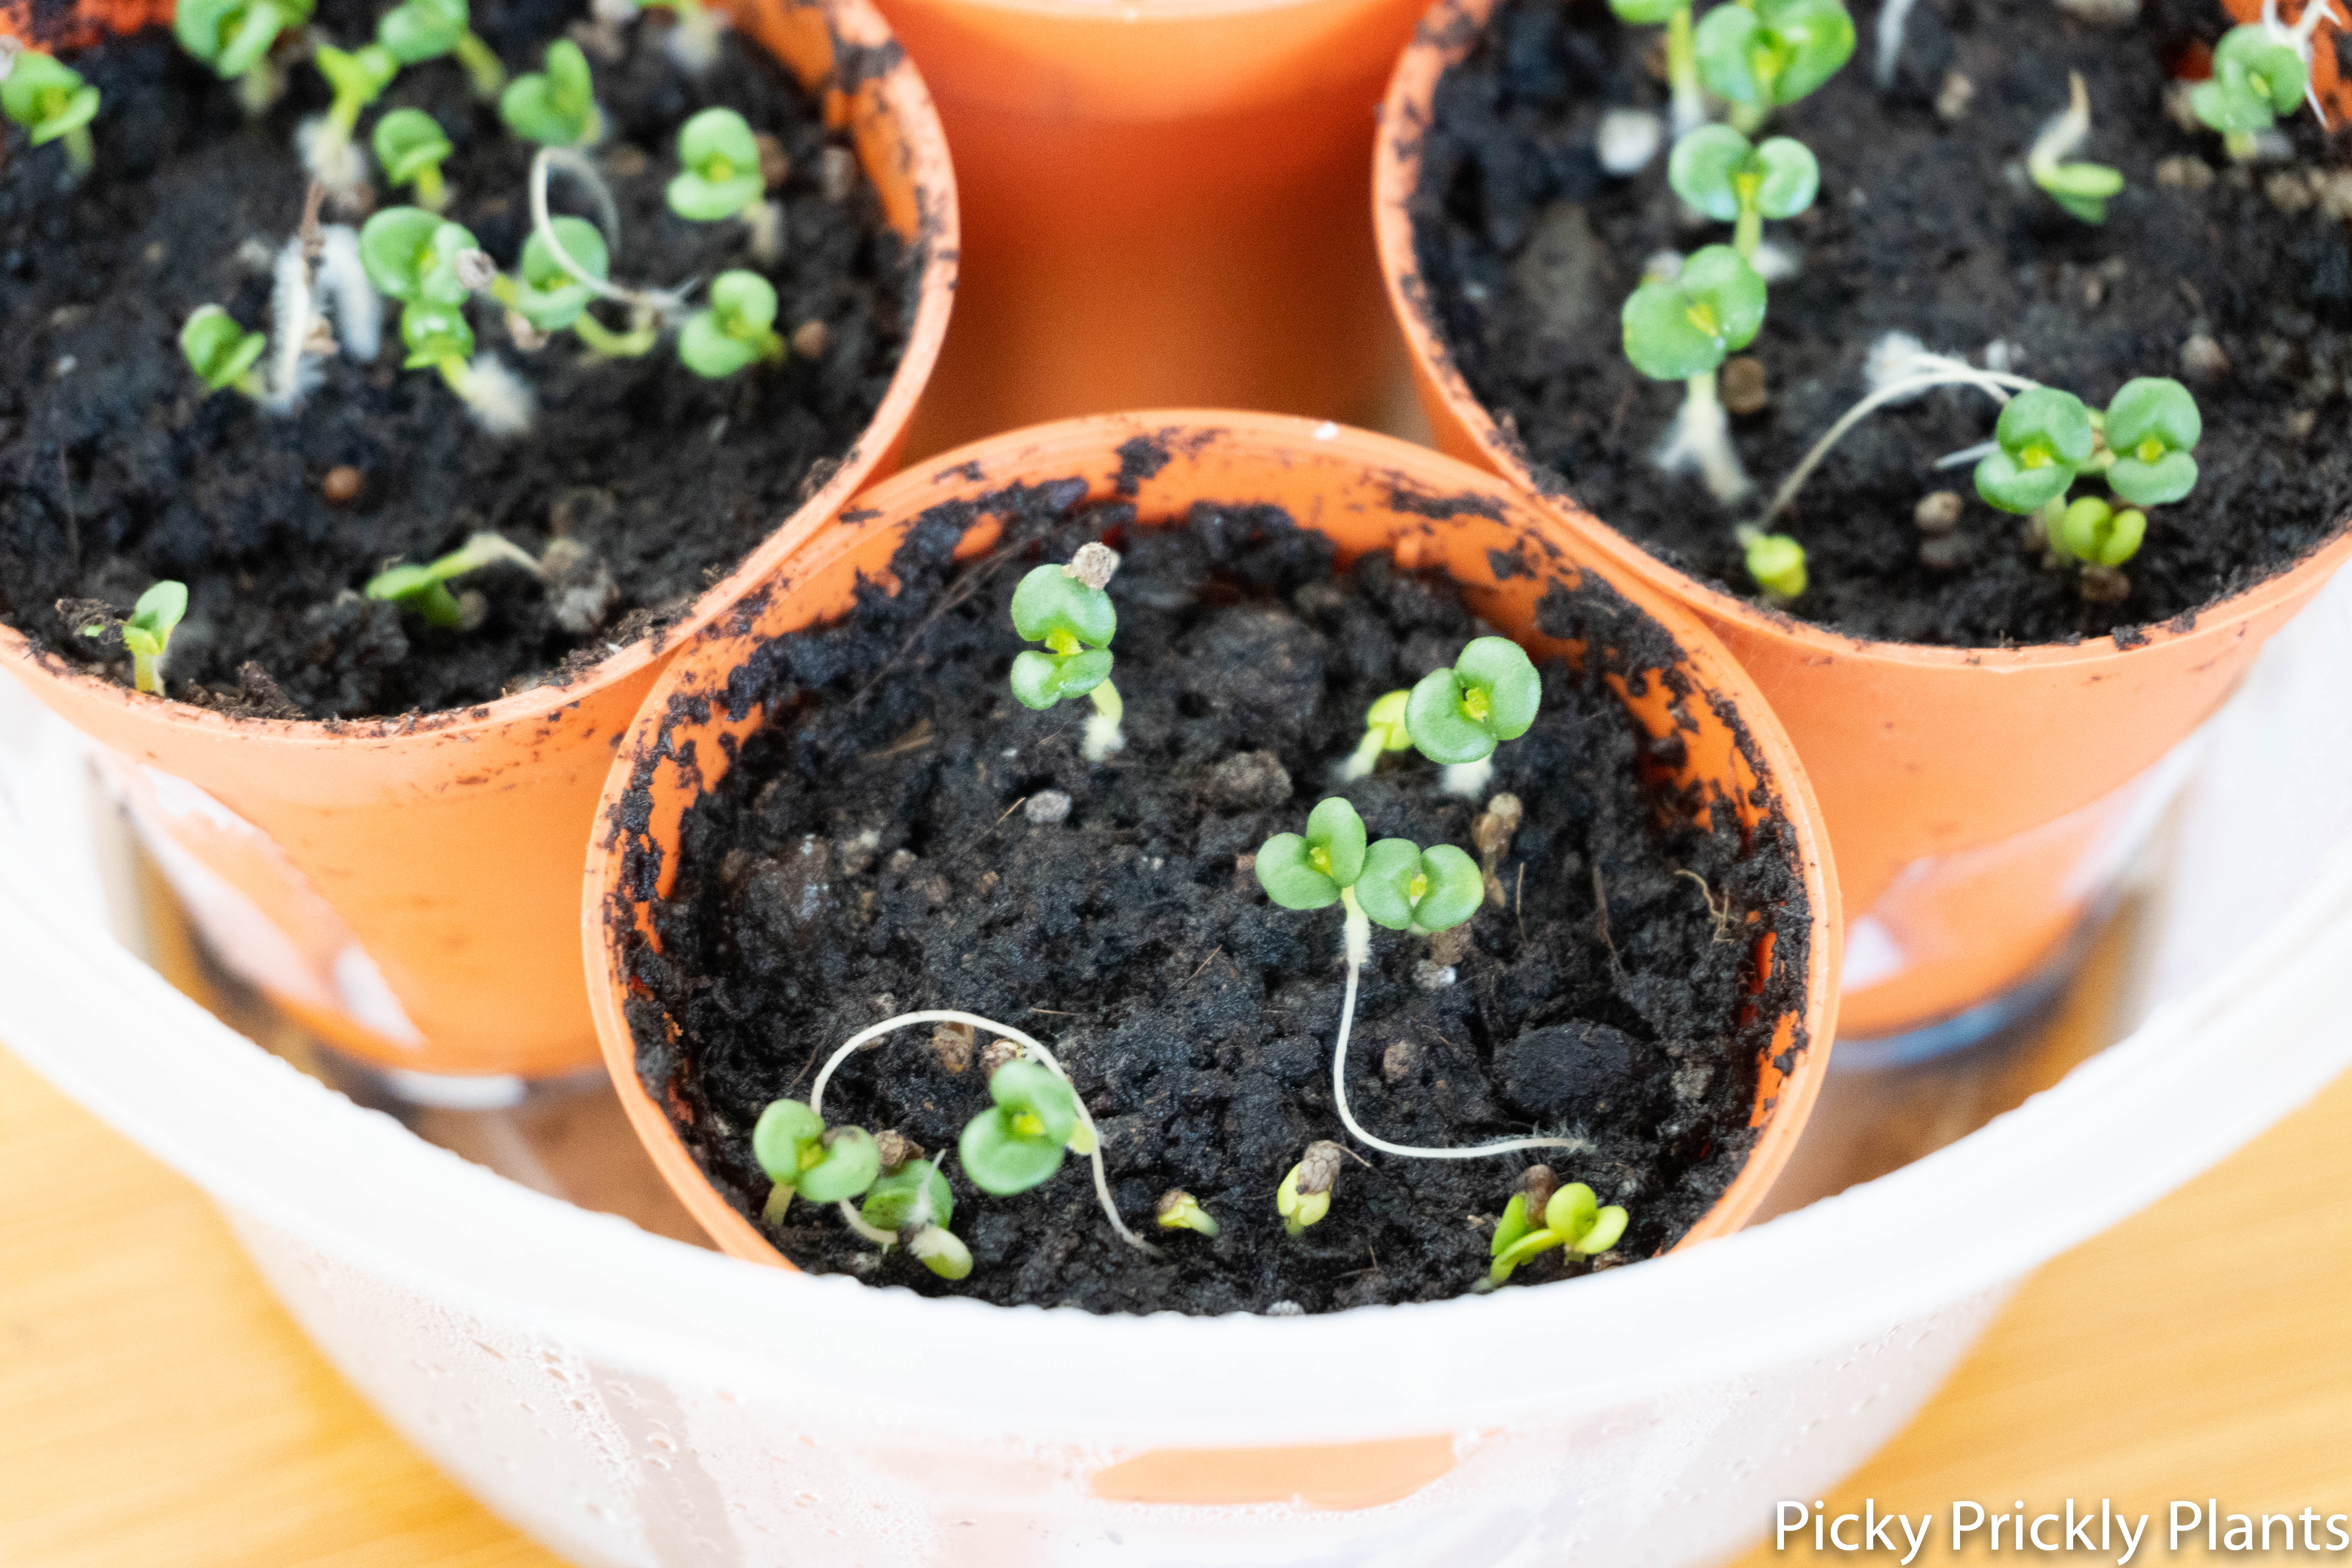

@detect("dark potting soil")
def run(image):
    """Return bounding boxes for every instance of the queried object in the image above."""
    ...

[624,483,1812,1314]
[0,1,914,717]
[1410,0,2352,646]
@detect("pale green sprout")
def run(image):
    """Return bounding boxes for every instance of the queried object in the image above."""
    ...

[2192,19,2317,160]
[1007,545,1125,761]
[2027,73,2124,225]
[1,49,100,176]
[1609,0,1702,134]
[1276,1142,1344,1237]
[172,0,315,109]
[359,206,532,428]
[1667,124,1818,259]
[490,217,659,357]
[372,108,454,211]
[376,0,506,99]
[1973,378,2200,582]
[1338,689,1413,780]
[751,1098,882,1223]
[1736,526,1808,602]
[1693,0,1855,133]
[1155,1189,1220,1238]
[1403,635,1541,766]
[1622,245,1768,503]
[499,39,601,147]
[180,305,269,400]
[667,107,765,220]
[1257,797,1583,1168]
[81,582,189,696]
[307,42,399,185]
[679,269,786,377]
[364,533,541,626]
[857,1159,969,1280]
[1477,1178,1629,1290]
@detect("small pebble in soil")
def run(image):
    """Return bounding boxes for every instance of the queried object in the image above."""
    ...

[1720,357,1769,417]
[1597,109,1663,175]
[2288,410,2318,441]
[2155,155,2215,190]
[321,466,364,505]
[791,319,829,359]
[2265,171,2317,214]
[1414,960,1458,991]
[2179,334,2231,383]
[1383,1039,1423,1083]
[755,132,791,189]
[1918,532,1969,572]
[1913,491,1964,535]
[1265,1301,1305,1317]
[1024,791,1073,826]
[819,146,858,202]
[1935,72,1974,122]
[1207,749,1293,810]
[2080,566,2131,604]
[930,1021,975,1074]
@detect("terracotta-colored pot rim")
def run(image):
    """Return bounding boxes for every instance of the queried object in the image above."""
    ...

[1371,0,2352,673]
[0,0,958,753]
[585,409,1844,1284]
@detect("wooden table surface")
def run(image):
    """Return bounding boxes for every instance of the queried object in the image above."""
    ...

[4,1029,2349,1567]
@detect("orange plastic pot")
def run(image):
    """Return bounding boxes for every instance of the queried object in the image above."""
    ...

[873,0,1427,457]
[0,0,956,1078]
[587,410,1841,1298]
[1374,0,2352,1040]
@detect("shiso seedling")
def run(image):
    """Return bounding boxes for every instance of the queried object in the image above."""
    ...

[751,1098,882,1220]
[365,532,542,626]
[2191,8,2336,160]
[1478,1172,1629,1290]
[2027,73,2124,225]
[1974,377,2201,590]
[1693,0,1856,133]
[1622,245,1768,502]
[1154,1189,1220,1238]
[1404,634,1542,799]
[960,1059,1093,1195]
[1,47,100,177]
[1337,689,1413,780]
[499,39,601,147]
[1007,544,1126,761]
[372,108,454,210]
[1609,0,1704,134]
[80,582,189,695]
[359,206,534,432]
[667,107,783,262]
[304,41,399,190]
[180,305,270,400]
[1276,1141,1346,1237]
[173,0,315,110]
[376,0,506,100]
[490,216,658,356]
[858,1156,971,1279]
[674,269,782,378]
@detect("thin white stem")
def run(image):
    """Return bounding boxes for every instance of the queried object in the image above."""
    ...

[1655,370,1753,503]
[1934,439,1999,470]
[1749,356,2037,529]
[1328,894,1589,1163]
[2027,72,2092,187]
[837,1198,898,1247]
[530,148,693,322]
[1874,0,1920,88]
[808,1009,1159,1256]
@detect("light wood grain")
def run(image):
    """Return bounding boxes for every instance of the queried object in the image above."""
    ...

[5,1041,2350,1568]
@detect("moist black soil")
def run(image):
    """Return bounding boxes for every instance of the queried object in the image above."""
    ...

[0,1,914,717]
[1410,0,2352,646]
[623,483,1812,1314]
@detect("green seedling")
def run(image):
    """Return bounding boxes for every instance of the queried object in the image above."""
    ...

[372,108,453,210]
[1694,0,1855,133]
[1276,1142,1345,1238]
[1668,124,1818,258]
[499,39,599,146]
[1974,377,2200,586]
[2192,20,2314,159]
[751,1098,882,1223]
[1478,1178,1629,1290]
[1622,245,1766,503]
[359,205,479,306]
[2027,73,2124,225]
[80,581,189,695]
[2101,376,2204,508]
[486,216,657,356]
[313,40,398,158]
[1736,526,1808,602]
[1353,838,1483,935]
[1006,544,1125,761]
[858,1159,970,1279]
[1609,0,1703,134]
[960,1059,1093,1196]
[1337,690,1413,780]
[2048,496,2147,568]
[1404,635,1541,767]
[803,1008,1159,1271]
[668,106,764,220]
[1256,796,1369,911]
[1155,1189,1220,1238]
[679,267,785,375]
[364,532,541,626]
[1258,797,1576,1167]
[1,48,100,176]
[173,0,314,108]
[360,207,534,430]
[1974,387,2096,514]
[377,0,506,99]
[180,305,269,399]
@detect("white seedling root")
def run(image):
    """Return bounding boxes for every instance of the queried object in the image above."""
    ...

[265,235,320,412]
[1439,757,1493,798]
[1654,370,1753,503]
[296,116,370,198]
[1748,352,2036,530]
[530,148,695,323]
[454,357,537,436]
[315,225,382,361]
[1327,893,1591,1164]
[809,1009,1160,1257]
[1596,109,1664,174]
[742,199,785,266]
